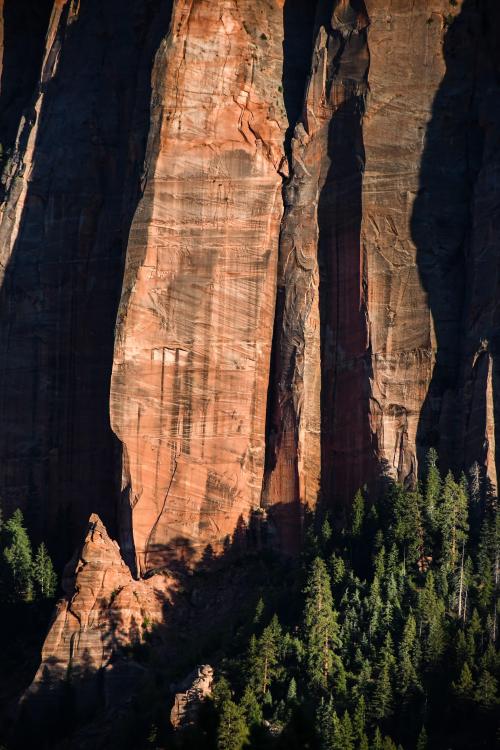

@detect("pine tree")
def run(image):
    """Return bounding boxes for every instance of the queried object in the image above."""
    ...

[217,699,249,750]
[303,557,340,691]
[418,571,445,666]
[424,448,441,536]
[352,696,366,744]
[32,542,57,599]
[452,663,474,700]
[240,686,262,729]
[398,613,421,697]
[474,670,498,710]
[286,677,297,704]
[476,518,495,612]
[351,490,365,538]
[372,727,383,750]
[321,518,333,551]
[438,472,469,573]
[392,485,424,571]
[330,553,346,588]
[1,509,33,602]
[372,661,393,720]
[246,615,281,696]
[340,710,354,750]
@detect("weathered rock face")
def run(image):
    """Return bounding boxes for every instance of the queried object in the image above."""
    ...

[0,0,499,570]
[170,664,214,730]
[21,514,174,720]
[266,0,500,523]
[110,0,295,574]
[0,0,172,561]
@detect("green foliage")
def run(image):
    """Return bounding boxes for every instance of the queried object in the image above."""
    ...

[303,557,340,692]
[189,452,499,750]
[1,509,34,602]
[0,508,57,604]
[217,699,249,750]
[32,542,57,599]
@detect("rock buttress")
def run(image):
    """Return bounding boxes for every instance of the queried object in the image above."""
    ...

[111,0,290,574]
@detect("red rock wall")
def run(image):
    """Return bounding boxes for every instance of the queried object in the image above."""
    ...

[0,0,499,570]
[110,0,291,574]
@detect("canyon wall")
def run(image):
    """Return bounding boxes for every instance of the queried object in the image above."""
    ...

[0,0,498,572]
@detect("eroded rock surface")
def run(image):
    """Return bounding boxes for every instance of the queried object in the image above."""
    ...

[170,664,214,730]
[0,0,498,627]
[111,0,293,574]
[0,0,172,562]
[21,514,174,718]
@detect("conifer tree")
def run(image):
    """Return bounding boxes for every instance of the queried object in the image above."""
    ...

[32,542,57,599]
[438,472,469,572]
[372,727,383,750]
[474,670,498,710]
[398,613,421,697]
[340,710,354,750]
[351,490,365,538]
[286,677,297,704]
[372,661,393,720]
[248,615,281,696]
[352,696,366,744]
[303,557,340,691]
[240,686,262,729]
[1,509,33,602]
[424,448,441,536]
[217,699,249,750]
[452,663,474,701]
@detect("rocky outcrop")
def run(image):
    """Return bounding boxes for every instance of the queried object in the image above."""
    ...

[170,664,214,730]
[21,514,174,718]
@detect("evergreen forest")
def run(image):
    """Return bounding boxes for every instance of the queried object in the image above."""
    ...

[174,451,499,750]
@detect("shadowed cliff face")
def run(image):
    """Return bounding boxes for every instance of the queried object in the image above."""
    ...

[0,0,53,173]
[264,0,373,543]
[413,0,500,492]
[0,0,173,562]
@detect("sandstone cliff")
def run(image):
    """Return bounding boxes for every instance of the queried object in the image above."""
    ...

[0,0,498,745]
[0,0,498,633]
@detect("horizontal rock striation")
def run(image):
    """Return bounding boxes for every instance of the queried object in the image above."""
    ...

[111,0,294,574]
[0,0,498,609]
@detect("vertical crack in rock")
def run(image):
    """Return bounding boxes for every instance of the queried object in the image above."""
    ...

[263,0,373,546]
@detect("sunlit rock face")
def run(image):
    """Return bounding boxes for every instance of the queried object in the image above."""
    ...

[110,0,293,575]
[0,0,499,572]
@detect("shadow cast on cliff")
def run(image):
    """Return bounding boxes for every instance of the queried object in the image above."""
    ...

[0,0,53,182]
[318,92,379,516]
[0,0,173,565]
[13,508,303,750]
[412,0,500,481]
